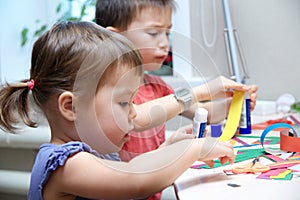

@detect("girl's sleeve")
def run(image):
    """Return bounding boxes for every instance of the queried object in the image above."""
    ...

[42,142,98,186]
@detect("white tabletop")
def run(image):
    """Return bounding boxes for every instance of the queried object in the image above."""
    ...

[174,113,300,200]
[175,162,300,200]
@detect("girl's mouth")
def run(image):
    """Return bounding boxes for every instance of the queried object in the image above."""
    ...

[124,133,130,141]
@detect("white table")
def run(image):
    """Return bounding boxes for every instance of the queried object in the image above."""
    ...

[174,113,300,200]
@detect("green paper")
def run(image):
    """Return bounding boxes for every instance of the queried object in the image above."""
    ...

[202,148,265,169]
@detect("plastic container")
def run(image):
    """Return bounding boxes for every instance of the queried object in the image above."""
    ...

[192,108,208,138]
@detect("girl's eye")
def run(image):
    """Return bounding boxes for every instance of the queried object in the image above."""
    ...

[119,102,129,107]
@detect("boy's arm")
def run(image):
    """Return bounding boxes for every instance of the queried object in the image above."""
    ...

[184,82,257,123]
[133,76,257,131]
[182,100,231,124]
[132,93,227,131]
[133,94,187,131]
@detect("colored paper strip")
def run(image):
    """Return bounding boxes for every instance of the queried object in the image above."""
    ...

[220,91,245,142]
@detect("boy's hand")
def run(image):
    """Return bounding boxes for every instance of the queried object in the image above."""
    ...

[206,76,258,111]
[248,84,258,111]
[201,76,258,104]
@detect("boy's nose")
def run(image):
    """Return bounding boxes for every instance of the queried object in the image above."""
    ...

[158,34,169,51]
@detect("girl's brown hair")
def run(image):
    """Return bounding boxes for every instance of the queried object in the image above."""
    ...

[0,21,143,133]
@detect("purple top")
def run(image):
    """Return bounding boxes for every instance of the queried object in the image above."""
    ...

[28,141,120,200]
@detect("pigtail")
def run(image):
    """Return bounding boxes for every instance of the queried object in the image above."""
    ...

[0,80,37,133]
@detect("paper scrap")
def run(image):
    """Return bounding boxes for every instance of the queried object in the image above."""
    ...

[270,169,291,179]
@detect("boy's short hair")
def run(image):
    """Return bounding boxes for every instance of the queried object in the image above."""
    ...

[95,0,176,31]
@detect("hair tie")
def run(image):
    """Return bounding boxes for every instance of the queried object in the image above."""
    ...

[27,79,35,90]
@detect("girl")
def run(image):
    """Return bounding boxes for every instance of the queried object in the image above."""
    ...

[0,21,234,200]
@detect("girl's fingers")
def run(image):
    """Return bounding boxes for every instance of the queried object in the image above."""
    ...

[203,160,215,168]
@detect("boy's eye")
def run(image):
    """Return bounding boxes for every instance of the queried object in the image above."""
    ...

[148,31,158,36]
[147,29,170,37]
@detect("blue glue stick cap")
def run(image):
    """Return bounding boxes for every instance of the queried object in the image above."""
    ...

[211,124,222,137]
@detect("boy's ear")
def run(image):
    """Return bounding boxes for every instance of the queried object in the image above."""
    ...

[106,26,120,33]
[58,91,75,122]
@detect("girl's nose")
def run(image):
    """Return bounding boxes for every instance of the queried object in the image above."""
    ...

[129,104,137,120]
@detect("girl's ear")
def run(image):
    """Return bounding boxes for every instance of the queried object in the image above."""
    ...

[106,26,120,33]
[58,91,75,122]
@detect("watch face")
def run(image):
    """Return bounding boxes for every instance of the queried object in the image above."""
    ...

[175,87,192,110]
[177,89,189,96]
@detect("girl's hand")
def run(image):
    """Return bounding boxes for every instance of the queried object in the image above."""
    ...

[159,124,195,148]
[198,137,235,167]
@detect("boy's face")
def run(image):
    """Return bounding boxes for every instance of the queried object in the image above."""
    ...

[122,7,172,71]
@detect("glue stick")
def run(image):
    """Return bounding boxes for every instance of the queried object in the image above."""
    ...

[239,92,251,134]
[210,123,223,137]
[192,108,208,138]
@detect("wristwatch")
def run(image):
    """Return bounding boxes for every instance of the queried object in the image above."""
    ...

[174,87,192,111]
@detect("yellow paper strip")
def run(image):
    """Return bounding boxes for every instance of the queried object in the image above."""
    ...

[219,91,245,142]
